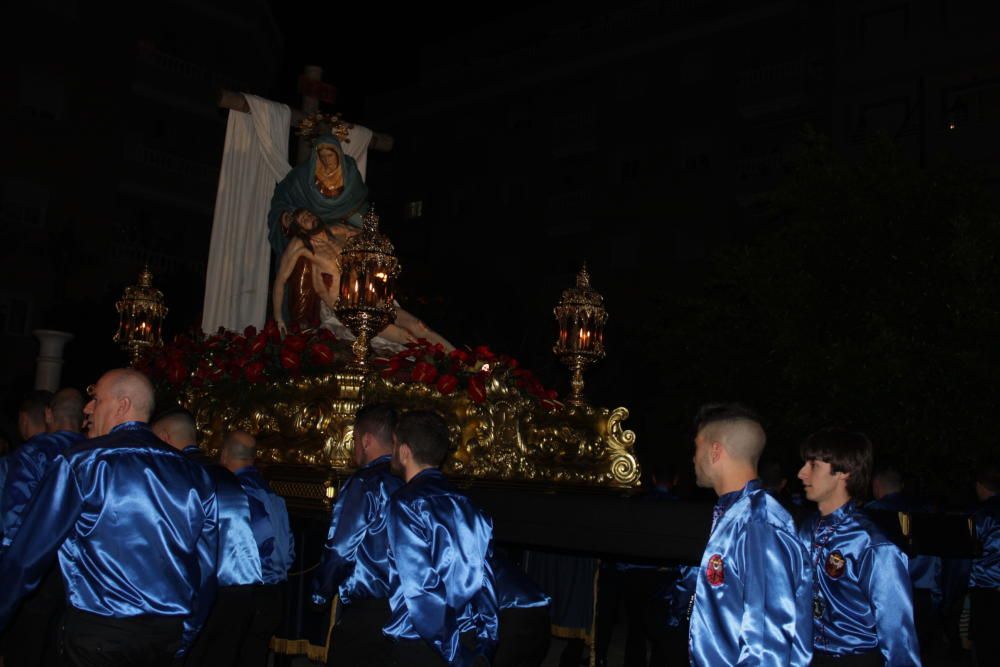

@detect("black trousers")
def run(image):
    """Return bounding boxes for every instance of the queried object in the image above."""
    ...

[326,598,393,667]
[59,608,183,667]
[184,586,253,667]
[184,583,284,667]
[970,587,1000,664]
[388,631,486,667]
[3,564,64,667]
[493,606,551,667]
[811,650,884,667]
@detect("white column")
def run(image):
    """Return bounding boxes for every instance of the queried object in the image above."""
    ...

[33,329,74,392]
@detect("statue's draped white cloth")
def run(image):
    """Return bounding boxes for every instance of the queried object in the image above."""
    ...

[201,95,375,333]
[202,94,291,333]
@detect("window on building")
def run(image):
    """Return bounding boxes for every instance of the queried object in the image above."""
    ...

[405,200,424,219]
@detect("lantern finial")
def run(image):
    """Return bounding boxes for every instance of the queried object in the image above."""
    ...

[113,266,168,365]
[335,203,401,370]
[553,263,608,407]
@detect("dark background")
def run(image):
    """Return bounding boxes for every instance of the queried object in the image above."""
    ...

[1,0,998,503]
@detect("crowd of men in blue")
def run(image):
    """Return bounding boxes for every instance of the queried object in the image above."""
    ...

[0,369,996,667]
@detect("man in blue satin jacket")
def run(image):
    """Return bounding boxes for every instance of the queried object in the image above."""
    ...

[968,464,999,665]
[688,403,813,667]
[0,368,219,667]
[152,409,264,667]
[798,429,921,666]
[219,430,294,666]
[1,387,85,667]
[311,403,404,665]
[384,410,498,667]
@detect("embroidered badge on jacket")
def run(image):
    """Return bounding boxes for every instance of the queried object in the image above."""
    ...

[706,554,725,586]
[825,550,846,579]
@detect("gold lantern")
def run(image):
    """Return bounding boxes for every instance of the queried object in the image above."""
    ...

[334,207,401,370]
[114,265,168,364]
[553,264,607,407]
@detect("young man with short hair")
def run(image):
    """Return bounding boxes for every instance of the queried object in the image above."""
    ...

[798,429,920,666]
[688,403,813,667]
[384,410,497,667]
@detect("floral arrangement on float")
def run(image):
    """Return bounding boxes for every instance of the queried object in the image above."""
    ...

[137,321,563,412]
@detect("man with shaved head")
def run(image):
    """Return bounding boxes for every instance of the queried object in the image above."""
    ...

[1,388,86,667]
[153,412,266,667]
[152,407,204,458]
[0,368,219,666]
[688,403,813,667]
[216,430,294,666]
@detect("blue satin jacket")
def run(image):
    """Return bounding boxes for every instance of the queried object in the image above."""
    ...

[0,422,218,652]
[865,493,942,598]
[205,464,264,587]
[384,468,499,667]
[311,455,403,607]
[235,466,294,584]
[689,480,813,667]
[800,501,921,665]
[970,494,1000,589]
[492,555,550,610]
[1,430,85,553]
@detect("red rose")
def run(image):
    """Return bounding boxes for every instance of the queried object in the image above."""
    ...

[166,363,187,385]
[411,361,438,384]
[244,325,257,339]
[310,342,334,365]
[283,334,307,352]
[249,333,268,355]
[245,361,266,383]
[546,389,558,400]
[468,375,486,404]
[435,374,459,395]
[280,349,301,371]
[318,328,336,342]
[474,345,495,361]
[449,348,470,364]
[154,356,169,371]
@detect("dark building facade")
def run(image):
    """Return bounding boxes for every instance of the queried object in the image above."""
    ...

[362,0,1000,423]
[0,1,282,412]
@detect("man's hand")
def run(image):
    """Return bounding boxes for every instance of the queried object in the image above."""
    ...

[276,320,288,337]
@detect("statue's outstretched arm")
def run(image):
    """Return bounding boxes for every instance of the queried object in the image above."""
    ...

[394,307,455,351]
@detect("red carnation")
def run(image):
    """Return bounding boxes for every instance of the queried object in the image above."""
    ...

[249,333,268,355]
[283,334,307,353]
[245,361,266,383]
[263,319,281,342]
[435,374,459,395]
[411,361,438,384]
[280,349,301,372]
[166,363,187,385]
[310,342,334,365]
[468,375,487,404]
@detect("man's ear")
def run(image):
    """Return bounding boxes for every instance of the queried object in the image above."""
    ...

[116,397,132,419]
[711,441,723,463]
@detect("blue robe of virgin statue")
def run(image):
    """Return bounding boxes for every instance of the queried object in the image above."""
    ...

[267,133,369,259]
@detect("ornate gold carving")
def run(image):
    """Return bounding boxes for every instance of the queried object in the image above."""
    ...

[180,367,640,490]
